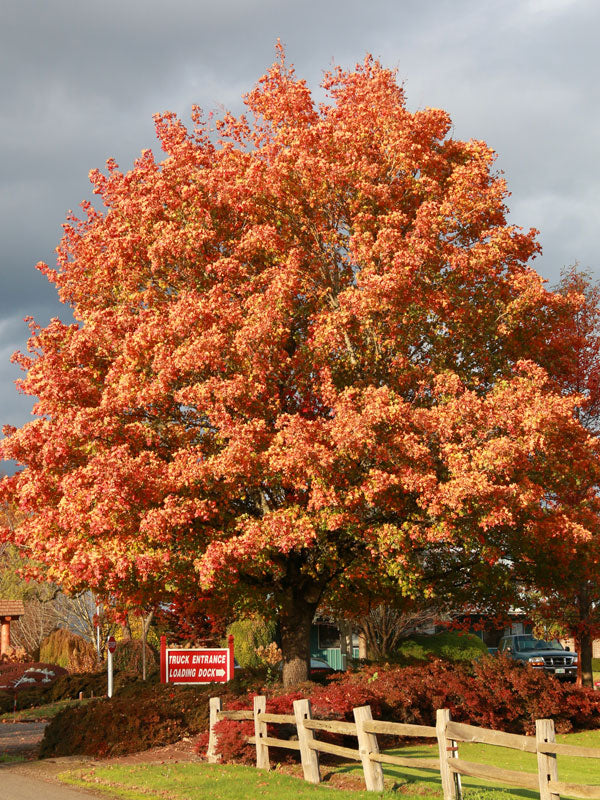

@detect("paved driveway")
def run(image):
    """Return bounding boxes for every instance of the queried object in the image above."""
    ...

[0,722,116,799]
[0,769,111,800]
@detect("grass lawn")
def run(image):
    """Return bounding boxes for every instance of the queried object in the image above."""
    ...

[0,698,88,722]
[61,762,423,800]
[0,754,25,763]
[60,729,600,800]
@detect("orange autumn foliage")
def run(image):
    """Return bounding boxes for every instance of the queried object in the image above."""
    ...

[1,49,597,684]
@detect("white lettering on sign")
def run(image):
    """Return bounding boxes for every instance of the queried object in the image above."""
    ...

[171,654,191,665]
[169,667,226,678]
[166,648,230,683]
[192,653,226,664]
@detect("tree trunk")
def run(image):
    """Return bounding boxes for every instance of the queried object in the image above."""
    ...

[280,590,318,687]
[577,632,594,688]
[121,617,132,642]
[338,619,352,670]
[141,609,154,681]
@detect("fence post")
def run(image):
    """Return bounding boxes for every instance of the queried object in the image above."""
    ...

[353,705,385,792]
[293,698,321,784]
[254,695,269,770]
[536,718,559,800]
[436,709,459,800]
[207,697,222,763]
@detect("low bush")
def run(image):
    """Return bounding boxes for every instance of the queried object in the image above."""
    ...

[47,668,153,701]
[396,631,488,663]
[40,671,265,758]
[203,657,600,764]
[40,683,211,758]
[0,691,12,713]
[41,656,600,763]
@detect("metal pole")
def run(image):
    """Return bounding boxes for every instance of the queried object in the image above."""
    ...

[160,635,167,683]
[95,603,101,659]
[107,648,113,698]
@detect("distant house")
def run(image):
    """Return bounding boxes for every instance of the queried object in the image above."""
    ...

[310,607,600,669]
[0,600,24,656]
[311,618,364,670]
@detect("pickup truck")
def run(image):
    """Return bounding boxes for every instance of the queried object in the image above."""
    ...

[497,634,577,681]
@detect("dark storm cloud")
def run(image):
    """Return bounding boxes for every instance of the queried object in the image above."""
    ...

[1,0,598,431]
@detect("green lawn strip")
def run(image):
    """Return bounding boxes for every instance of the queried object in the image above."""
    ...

[0,754,25,763]
[60,771,151,800]
[0,698,87,722]
[59,762,437,800]
[59,729,600,800]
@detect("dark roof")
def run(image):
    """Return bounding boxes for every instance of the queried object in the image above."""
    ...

[0,600,25,617]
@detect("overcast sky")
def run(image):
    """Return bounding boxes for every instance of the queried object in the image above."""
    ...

[1,0,598,439]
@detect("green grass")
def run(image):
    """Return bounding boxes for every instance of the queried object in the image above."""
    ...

[61,762,419,799]
[0,698,88,722]
[0,754,25,763]
[60,729,600,800]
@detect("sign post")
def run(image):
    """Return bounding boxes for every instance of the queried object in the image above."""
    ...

[107,635,116,698]
[160,636,235,685]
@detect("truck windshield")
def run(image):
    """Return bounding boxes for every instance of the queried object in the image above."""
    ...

[514,636,564,652]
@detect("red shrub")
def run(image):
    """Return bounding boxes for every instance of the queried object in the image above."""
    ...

[331,657,600,735]
[214,718,255,765]
[198,658,600,764]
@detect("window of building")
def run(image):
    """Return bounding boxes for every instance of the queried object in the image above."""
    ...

[317,624,340,649]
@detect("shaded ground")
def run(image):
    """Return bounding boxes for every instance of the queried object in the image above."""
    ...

[0,722,47,757]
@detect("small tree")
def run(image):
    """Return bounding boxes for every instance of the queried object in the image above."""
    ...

[358,604,442,661]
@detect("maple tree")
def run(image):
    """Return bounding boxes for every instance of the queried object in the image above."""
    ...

[1,49,597,685]
[514,267,600,687]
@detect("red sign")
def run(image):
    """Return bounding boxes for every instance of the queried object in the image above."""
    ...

[160,635,234,684]
[107,636,117,654]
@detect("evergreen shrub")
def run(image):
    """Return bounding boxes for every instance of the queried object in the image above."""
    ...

[226,616,276,668]
[110,639,158,675]
[395,631,488,662]
[39,629,98,671]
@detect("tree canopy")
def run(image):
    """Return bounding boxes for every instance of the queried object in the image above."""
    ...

[1,49,596,684]
[514,267,600,686]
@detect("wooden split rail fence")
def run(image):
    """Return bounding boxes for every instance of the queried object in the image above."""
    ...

[208,696,600,799]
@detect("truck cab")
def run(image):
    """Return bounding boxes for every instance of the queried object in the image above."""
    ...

[498,634,577,681]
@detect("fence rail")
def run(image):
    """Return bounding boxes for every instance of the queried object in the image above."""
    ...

[207,695,600,799]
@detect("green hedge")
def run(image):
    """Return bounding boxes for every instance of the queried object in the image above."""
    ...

[226,616,276,668]
[396,631,488,663]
